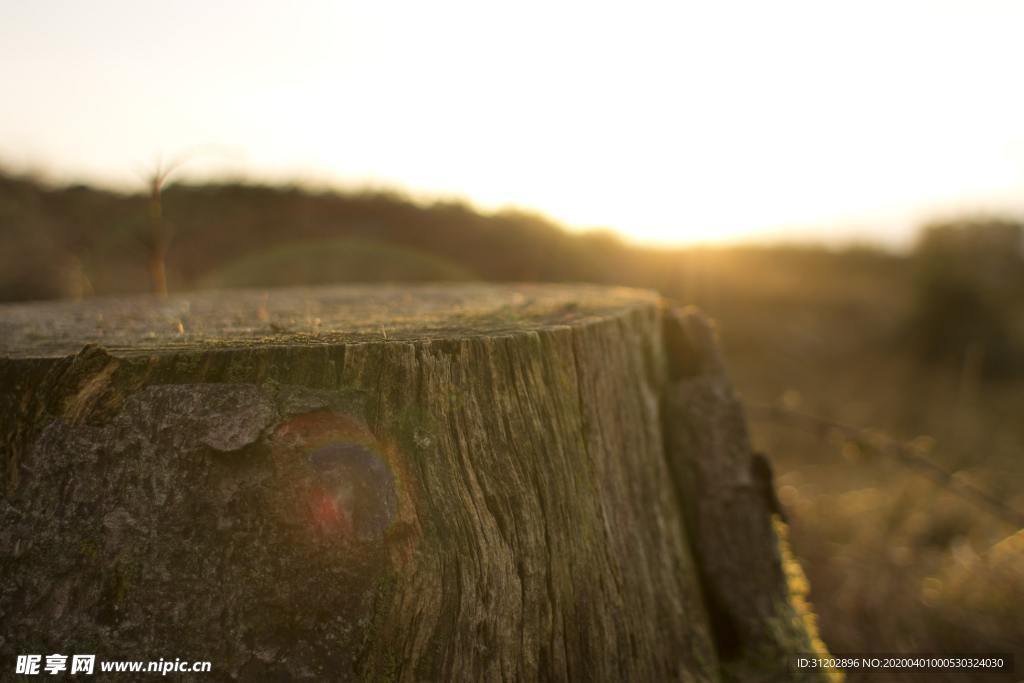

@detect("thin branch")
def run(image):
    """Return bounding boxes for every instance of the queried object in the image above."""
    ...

[746,402,1024,529]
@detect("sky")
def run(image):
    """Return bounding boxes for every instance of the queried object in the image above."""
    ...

[3,1,1024,248]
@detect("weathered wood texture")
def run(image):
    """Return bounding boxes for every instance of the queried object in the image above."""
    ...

[0,284,829,681]
[663,308,833,681]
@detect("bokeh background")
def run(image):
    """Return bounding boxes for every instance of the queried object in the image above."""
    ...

[3,2,1023,679]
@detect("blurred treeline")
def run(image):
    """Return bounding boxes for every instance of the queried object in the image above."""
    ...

[0,170,659,300]
[0,169,902,305]
[3,169,1024,677]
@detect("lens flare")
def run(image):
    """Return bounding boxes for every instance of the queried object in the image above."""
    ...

[272,412,402,542]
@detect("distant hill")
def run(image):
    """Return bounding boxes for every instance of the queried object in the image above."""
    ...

[0,170,902,306]
[0,171,639,301]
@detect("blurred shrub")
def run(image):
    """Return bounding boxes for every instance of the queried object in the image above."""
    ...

[905,218,1024,378]
[926,530,1024,653]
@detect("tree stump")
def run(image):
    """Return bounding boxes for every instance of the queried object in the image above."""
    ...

[0,284,831,681]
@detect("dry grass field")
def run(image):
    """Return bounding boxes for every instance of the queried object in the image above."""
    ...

[684,247,1024,681]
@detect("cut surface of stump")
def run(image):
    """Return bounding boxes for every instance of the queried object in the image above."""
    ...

[0,284,830,681]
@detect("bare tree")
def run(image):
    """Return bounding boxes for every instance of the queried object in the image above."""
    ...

[141,157,187,298]
[139,146,240,297]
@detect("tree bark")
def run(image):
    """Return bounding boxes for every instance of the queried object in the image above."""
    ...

[662,307,834,681]
[0,284,831,681]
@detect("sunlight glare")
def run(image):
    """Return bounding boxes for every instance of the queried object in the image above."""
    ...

[3,0,1024,246]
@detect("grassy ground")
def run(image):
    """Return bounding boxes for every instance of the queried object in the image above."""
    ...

[685,252,1024,682]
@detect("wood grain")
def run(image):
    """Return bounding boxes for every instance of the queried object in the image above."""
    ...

[0,285,829,681]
